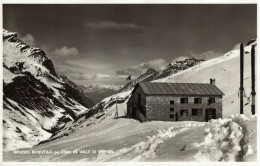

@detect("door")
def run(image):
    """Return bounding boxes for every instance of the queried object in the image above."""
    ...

[205,108,216,122]
[137,94,146,117]
[175,113,178,121]
[138,94,141,107]
[132,107,136,118]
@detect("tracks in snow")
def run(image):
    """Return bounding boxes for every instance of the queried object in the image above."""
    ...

[96,122,206,161]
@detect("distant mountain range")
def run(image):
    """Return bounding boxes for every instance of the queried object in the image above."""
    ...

[79,84,123,104]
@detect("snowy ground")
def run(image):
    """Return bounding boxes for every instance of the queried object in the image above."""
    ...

[3,84,257,162]
[3,105,256,162]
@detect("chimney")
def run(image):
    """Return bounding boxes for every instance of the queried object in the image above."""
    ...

[210,78,216,85]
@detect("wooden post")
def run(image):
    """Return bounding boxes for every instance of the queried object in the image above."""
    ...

[240,43,244,114]
[114,95,118,118]
[251,45,256,115]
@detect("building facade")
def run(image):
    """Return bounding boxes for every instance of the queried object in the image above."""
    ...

[127,81,224,122]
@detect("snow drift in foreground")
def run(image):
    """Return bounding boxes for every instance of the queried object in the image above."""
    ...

[194,114,257,162]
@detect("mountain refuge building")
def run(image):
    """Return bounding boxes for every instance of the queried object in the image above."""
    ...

[127,80,224,122]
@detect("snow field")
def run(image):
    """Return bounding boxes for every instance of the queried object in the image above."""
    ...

[96,122,206,161]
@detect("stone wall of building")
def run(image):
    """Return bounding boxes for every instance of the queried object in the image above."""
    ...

[145,95,222,122]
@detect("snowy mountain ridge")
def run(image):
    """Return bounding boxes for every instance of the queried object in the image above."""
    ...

[120,58,205,92]
[3,29,94,151]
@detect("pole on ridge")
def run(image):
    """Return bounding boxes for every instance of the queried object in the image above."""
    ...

[251,45,256,115]
[240,43,244,114]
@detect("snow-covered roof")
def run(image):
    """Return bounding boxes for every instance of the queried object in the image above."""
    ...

[134,82,224,96]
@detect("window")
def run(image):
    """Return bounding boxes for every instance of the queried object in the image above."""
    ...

[194,98,202,104]
[170,114,175,118]
[170,100,174,104]
[170,108,174,112]
[180,98,188,104]
[192,109,203,116]
[209,98,215,104]
[180,110,188,116]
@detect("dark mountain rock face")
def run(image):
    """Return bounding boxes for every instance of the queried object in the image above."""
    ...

[58,75,95,108]
[3,29,93,151]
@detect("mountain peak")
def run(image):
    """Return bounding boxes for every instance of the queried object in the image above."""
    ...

[3,29,57,76]
[146,68,158,74]
[155,58,205,80]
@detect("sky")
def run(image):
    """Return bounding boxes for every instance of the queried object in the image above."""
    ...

[3,4,257,86]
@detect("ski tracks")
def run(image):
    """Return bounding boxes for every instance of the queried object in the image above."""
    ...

[96,122,206,161]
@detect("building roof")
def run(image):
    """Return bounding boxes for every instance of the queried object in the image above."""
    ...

[135,82,224,96]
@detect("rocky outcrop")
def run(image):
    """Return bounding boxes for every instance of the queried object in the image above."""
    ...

[155,58,205,80]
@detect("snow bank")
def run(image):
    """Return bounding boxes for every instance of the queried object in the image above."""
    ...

[194,114,257,162]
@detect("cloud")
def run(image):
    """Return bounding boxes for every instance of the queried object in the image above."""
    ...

[66,60,110,70]
[69,73,111,80]
[116,58,167,76]
[190,50,223,60]
[20,34,35,46]
[85,21,145,32]
[55,63,125,85]
[52,46,79,57]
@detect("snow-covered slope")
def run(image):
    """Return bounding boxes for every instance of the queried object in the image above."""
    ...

[3,113,256,162]
[3,29,93,151]
[45,90,132,142]
[154,42,257,117]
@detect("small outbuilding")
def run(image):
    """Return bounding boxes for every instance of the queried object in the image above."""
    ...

[127,79,224,122]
